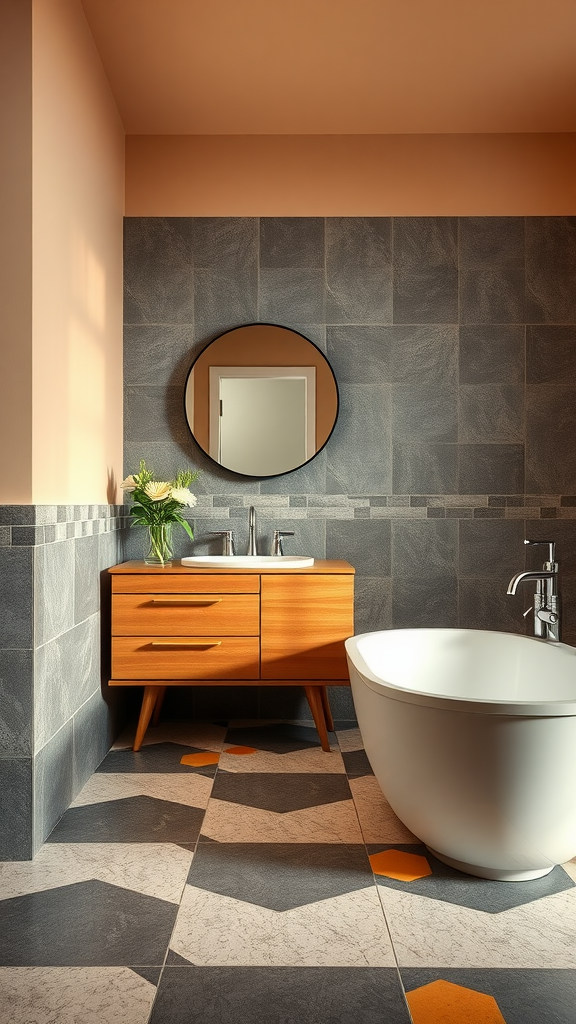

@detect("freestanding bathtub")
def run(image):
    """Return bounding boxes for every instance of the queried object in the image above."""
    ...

[345,628,576,881]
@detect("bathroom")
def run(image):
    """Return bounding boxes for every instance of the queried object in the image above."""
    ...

[2,1,576,1021]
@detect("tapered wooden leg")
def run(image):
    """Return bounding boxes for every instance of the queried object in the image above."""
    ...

[319,686,334,732]
[304,685,331,752]
[151,686,167,727]
[134,685,162,751]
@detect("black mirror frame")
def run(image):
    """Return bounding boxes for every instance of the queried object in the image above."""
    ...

[183,322,340,479]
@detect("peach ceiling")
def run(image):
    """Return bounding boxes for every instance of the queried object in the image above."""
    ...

[80,0,576,135]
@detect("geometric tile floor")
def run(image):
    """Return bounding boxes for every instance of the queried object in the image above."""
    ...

[1,720,576,1023]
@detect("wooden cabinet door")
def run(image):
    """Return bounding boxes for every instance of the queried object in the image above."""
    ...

[260,575,353,679]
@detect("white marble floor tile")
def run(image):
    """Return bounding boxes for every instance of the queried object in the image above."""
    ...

[200,799,363,843]
[0,843,192,903]
[335,728,364,752]
[71,772,213,810]
[170,885,396,967]
[378,885,576,969]
[112,721,226,751]
[219,746,345,774]
[348,777,418,843]
[0,967,156,1024]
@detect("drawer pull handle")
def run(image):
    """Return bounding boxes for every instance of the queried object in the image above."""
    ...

[150,598,223,605]
[150,640,222,648]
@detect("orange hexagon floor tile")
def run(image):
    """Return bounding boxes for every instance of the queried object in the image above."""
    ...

[406,979,507,1024]
[180,752,220,767]
[225,745,258,755]
[369,848,432,881]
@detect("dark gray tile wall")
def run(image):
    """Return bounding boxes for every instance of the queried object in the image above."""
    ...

[0,505,130,858]
[123,216,576,724]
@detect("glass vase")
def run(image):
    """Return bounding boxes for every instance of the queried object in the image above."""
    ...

[144,523,174,566]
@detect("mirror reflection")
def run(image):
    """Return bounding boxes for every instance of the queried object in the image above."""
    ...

[184,324,339,478]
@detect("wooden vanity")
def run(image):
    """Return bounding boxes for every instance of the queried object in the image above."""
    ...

[108,559,355,751]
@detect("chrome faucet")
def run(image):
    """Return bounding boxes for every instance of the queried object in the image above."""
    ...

[507,539,560,642]
[247,505,258,556]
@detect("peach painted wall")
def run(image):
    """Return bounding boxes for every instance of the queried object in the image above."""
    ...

[32,0,125,503]
[0,1,33,502]
[126,134,576,216]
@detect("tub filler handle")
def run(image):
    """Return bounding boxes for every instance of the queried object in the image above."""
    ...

[507,539,560,642]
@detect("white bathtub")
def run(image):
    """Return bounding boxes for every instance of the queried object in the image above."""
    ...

[345,628,576,881]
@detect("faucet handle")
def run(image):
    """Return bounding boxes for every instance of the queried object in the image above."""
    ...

[524,539,556,567]
[272,530,294,556]
[210,530,235,555]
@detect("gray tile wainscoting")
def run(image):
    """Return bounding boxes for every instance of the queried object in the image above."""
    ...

[0,505,130,859]
[123,215,576,723]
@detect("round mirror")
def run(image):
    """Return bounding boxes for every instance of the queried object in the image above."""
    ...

[184,323,339,478]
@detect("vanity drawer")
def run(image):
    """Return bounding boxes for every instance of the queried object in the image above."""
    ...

[112,593,260,636]
[112,636,260,680]
[112,575,260,595]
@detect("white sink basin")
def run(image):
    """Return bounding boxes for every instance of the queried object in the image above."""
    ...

[181,555,314,568]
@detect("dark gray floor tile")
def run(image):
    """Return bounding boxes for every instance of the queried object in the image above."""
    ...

[459,217,525,323]
[47,795,206,844]
[369,844,573,912]
[342,749,374,779]
[0,757,32,859]
[150,967,412,1024]
[187,843,373,910]
[458,444,524,494]
[459,324,525,385]
[527,325,576,385]
[260,218,324,268]
[0,879,177,966]
[224,722,330,753]
[393,217,458,324]
[392,442,458,494]
[526,216,576,323]
[326,519,391,576]
[97,742,218,775]
[326,325,392,385]
[124,218,194,325]
[209,773,351,813]
[401,968,576,1024]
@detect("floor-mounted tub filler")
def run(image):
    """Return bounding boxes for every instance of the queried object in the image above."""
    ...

[345,628,576,881]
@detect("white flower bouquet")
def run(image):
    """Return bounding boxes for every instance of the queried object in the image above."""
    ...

[121,459,200,564]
